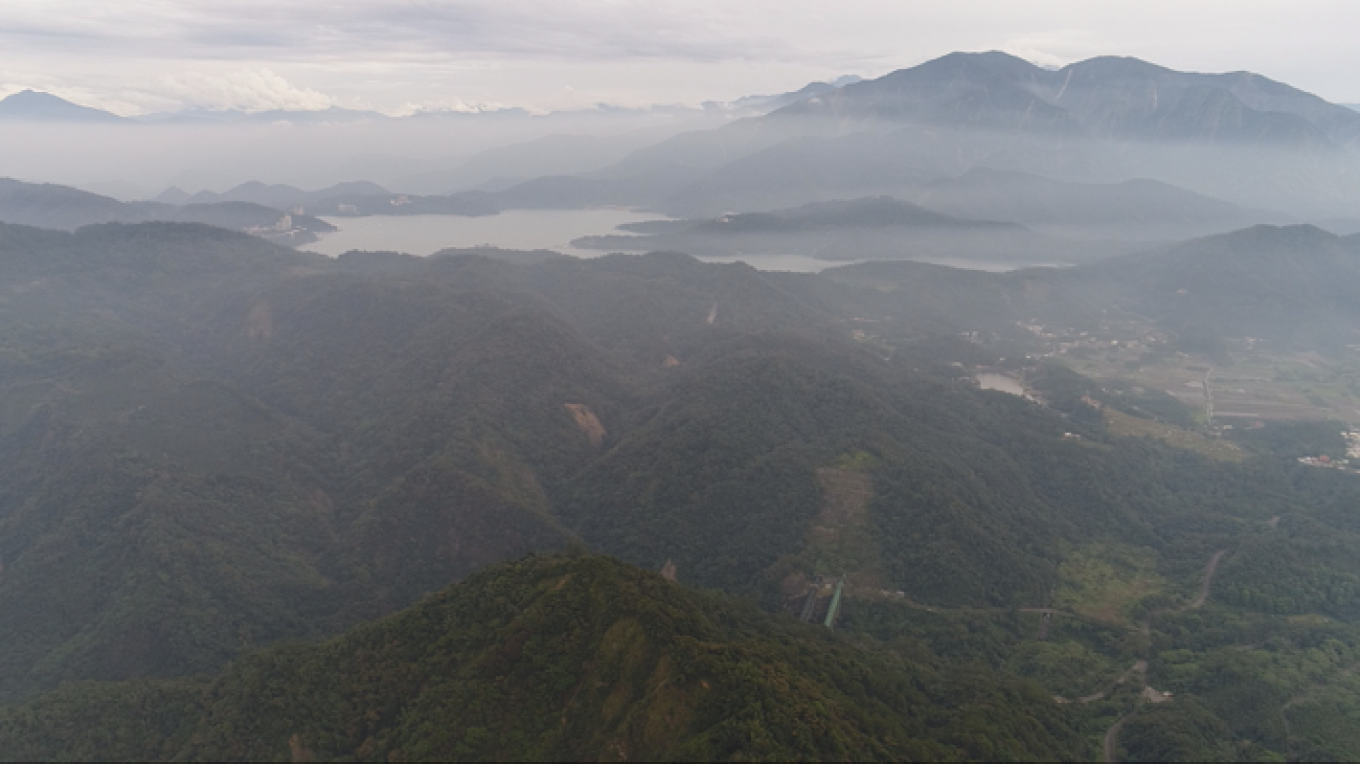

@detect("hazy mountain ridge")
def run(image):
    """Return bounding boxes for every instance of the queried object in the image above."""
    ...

[777,53,1360,150]
[0,74,860,129]
[915,168,1298,241]
[6,56,1357,225]
[474,52,1360,224]
[571,196,1127,265]
[0,90,125,123]
[164,180,391,208]
[0,178,335,243]
[26,52,1348,238]
[825,223,1360,337]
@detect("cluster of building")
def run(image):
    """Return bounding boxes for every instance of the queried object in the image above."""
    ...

[1297,455,1347,467]
[1298,440,1360,472]
[1014,319,1167,361]
[246,214,293,235]
[1304,432,1360,470]
[244,213,317,246]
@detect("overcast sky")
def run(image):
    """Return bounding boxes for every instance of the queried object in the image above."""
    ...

[3,0,1359,115]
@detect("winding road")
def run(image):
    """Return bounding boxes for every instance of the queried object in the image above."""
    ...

[1107,549,1227,762]
[1104,714,1133,764]
[1191,550,1227,608]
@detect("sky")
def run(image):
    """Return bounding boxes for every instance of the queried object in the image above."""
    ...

[2,0,1359,115]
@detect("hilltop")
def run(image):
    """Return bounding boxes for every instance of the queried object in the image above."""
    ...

[0,90,124,123]
[0,178,335,243]
[0,554,1090,761]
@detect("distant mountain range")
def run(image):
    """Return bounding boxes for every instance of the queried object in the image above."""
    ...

[711,74,864,114]
[0,76,865,127]
[155,180,391,207]
[777,53,1360,149]
[0,90,125,123]
[10,55,1360,237]
[0,178,334,244]
[469,52,1360,222]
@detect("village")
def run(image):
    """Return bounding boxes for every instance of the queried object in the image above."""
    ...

[1303,430,1360,472]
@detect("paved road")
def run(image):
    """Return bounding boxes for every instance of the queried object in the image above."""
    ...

[1104,713,1132,763]
[1054,660,1144,705]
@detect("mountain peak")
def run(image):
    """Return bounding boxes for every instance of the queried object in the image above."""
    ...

[888,50,1046,84]
[1220,222,1342,246]
[1058,55,1177,80]
[0,90,124,122]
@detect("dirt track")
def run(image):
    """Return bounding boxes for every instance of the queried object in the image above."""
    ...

[1107,551,1226,762]
[1191,550,1226,608]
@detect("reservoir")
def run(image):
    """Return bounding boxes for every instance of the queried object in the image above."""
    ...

[300,210,865,272]
[299,210,1064,274]
[299,209,661,258]
[976,372,1026,396]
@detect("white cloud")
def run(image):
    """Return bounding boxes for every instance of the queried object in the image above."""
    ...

[397,97,510,117]
[149,69,335,112]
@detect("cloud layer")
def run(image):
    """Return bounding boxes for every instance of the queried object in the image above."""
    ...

[148,70,335,112]
[2,1,1359,114]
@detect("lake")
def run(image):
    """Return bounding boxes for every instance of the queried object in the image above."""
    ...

[299,210,1061,273]
[299,210,660,258]
[976,373,1027,397]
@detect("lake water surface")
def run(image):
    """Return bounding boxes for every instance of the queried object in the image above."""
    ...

[299,210,1059,274]
[976,373,1026,397]
[300,210,660,258]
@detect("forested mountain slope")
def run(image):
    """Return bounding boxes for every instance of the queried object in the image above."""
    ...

[915,168,1296,242]
[4,222,1360,758]
[0,179,334,243]
[0,554,1091,762]
[824,223,1360,346]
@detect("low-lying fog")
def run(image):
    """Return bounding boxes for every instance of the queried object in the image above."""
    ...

[0,111,725,198]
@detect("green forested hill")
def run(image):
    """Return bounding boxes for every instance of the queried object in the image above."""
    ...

[4,221,1360,758]
[825,223,1360,348]
[569,196,1129,266]
[0,555,1091,761]
[0,179,334,243]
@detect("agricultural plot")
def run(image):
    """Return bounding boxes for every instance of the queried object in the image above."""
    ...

[1064,339,1360,425]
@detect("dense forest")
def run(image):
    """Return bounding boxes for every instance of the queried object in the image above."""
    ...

[0,554,1091,761]
[2,220,1360,759]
